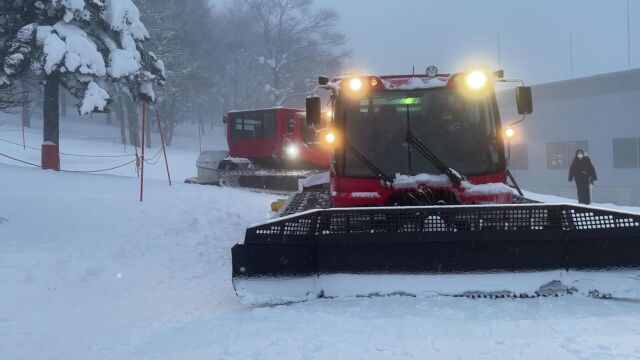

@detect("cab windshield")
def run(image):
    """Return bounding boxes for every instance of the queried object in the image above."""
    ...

[336,88,504,178]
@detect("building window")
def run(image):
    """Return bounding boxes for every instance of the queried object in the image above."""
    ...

[613,137,639,168]
[509,143,528,170]
[547,141,588,169]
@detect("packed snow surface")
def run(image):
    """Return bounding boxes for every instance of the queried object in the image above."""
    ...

[2,115,640,359]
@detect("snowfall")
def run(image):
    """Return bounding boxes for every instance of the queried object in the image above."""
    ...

[2,113,640,360]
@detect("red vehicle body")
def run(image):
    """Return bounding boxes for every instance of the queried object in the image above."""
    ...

[322,72,513,207]
[223,107,329,170]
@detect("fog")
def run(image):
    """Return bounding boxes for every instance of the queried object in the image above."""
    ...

[216,0,638,84]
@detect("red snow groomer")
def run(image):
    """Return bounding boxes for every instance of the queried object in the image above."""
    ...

[232,68,640,304]
[225,107,329,170]
[194,107,330,191]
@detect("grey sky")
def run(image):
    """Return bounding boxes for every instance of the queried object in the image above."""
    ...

[213,0,638,84]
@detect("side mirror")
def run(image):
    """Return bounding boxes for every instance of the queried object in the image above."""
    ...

[516,86,533,115]
[306,96,322,127]
[318,76,329,86]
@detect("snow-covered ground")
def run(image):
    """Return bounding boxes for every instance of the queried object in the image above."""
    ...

[2,113,640,359]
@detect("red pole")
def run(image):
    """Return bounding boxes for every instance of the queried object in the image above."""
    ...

[156,109,172,186]
[139,101,146,202]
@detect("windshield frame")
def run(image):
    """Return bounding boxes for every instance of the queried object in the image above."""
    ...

[332,87,507,179]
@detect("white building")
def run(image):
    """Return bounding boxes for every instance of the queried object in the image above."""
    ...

[498,69,640,206]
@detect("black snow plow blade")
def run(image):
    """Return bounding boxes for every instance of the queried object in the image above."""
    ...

[232,204,640,304]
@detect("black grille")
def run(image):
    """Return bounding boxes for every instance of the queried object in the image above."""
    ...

[249,204,640,242]
[236,204,640,277]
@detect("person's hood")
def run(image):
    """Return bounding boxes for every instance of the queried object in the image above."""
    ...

[575,149,585,158]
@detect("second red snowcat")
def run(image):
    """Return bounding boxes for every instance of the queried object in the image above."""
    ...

[193,107,330,191]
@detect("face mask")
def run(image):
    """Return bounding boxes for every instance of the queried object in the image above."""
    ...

[578,154,584,159]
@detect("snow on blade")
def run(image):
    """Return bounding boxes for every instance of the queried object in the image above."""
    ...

[234,277,320,305]
[235,271,640,306]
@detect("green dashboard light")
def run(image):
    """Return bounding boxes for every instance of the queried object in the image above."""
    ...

[397,97,420,105]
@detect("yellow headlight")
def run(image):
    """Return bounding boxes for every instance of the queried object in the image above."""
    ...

[466,71,488,90]
[326,132,336,144]
[505,128,515,138]
[349,78,362,91]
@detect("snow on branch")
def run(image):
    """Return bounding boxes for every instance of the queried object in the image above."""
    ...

[39,22,107,76]
[101,0,150,41]
[79,81,110,115]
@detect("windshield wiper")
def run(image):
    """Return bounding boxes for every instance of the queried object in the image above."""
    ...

[341,111,394,185]
[404,105,463,185]
[344,139,394,185]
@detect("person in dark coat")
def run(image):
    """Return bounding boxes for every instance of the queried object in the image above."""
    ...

[568,149,597,205]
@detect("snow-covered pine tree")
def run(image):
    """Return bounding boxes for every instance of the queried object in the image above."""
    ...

[0,0,164,169]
